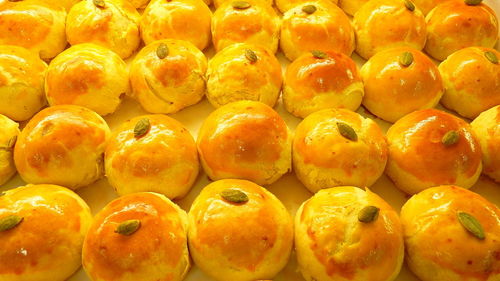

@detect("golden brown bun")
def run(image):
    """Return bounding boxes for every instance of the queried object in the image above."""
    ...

[283,50,363,118]
[0,184,92,281]
[353,0,427,60]
[0,114,18,185]
[129,0,150,8]
[386,109,482,194]
[0,45,47,121]
[439,47,500,119]
[140,0,212,51]
[45,43,129,116]
[425,0,499,61]
[361,47,444,123]
[38,0,81,11]
[338,0,367,16]
[401,185,500,281]
[276,0,338,13]
[280,0,355,61]
[129,39,207,114]
[213,0,268,8]
[197,101,292,185]
[188,179,293,281]
[471,105,500,183]
[206,43,282,108]
[66,0,141,59]
[411,0,448,15]
[295,186,404,281]
[83,192,190,281]
[14,105,111,190]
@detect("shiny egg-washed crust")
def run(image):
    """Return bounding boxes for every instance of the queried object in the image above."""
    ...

[197,101,292,185]
[0,114,19,185]
[276,0,338,14]
[38,0,81,11]
[401,185,500,281]
[295,186,404,281]
[83,192,190,281]
[360,47,444,123]
[206,43,282,108]
[66,0,141,59]
[293,109,388,193]
[283,50,363,118]
[105,114,199,199]
[0,45,47,121]
[338,0,367,16]
[425,0,499,61]
[410,0,448,15]
[188,179,294,281]
[280,0,355,61]
[353,0,427,60]
[386,109,482,194]
[213,0,269,8]
[45,43,129,116]
[439,47,500,119]
[0,184,92,281]
[14,105,111,190]
[130,39,207,114]
[471,106,500,183]
[128,0,150,8]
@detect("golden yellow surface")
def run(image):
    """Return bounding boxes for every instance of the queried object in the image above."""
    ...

[0,115,19,185]
[276,0,338,14]
[471,105,500,183]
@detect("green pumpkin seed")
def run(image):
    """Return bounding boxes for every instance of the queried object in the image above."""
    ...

[399,52,414,67]
[221,189,249,204]
[93,0,105,8]
[464,0,482,5]
[337,122,358,141]
[134,118,151,138]
[457,211,485,240]
[115,219,141,236]
[311,50,327,59]
[0,215,23,232]
[245,49,258,63]
[156,43,169,59]
[485,51,498,64]
[442,130,459,146]
[358,206,380,223]
[302,4,317,14]
[404,0,415,11]
[232,0,251,9]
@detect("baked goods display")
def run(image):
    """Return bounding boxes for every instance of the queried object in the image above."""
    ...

[0,114,19,186]
[471,105,500,183]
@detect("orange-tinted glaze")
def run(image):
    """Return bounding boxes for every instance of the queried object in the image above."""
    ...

[0,46,46,88]
[147,55,197,87]
[214,5,275,42]
[68,8,112,43]
[483,107,500,175]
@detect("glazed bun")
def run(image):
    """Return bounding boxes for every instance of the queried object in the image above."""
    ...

[206,43,282,108]
[213,0,270,8]
[128,0,150,8]
[188,179,293,281]
[401,185,500,281]
[83,192,190,281]
[38,0,81,11]
[129,39,207,114]
[295,186,404,281]
[410,0,448,15]
[0,114,19,185]
[361,47,443,123]
[14,105,111,190]
[439,47,500,119]
[45,43,129,116]
[338,0,367,16]
[283,50,363,118]
[197,101,292,185]
[0,184,92,281]
[276,0,338,13]
[280,0,355,61]
[471,105,500,183]
[386,109,482,194]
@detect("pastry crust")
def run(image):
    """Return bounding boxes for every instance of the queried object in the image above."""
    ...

[213,0,269,8]
[276,0,338,14]
[471,105,500,183]
[38,0,81,11]
[338,0,367,16]
[410,0,448,15]
[128,0,150,8]
[0,114,19,185]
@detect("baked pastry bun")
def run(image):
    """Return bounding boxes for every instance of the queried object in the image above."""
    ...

[83,192,190,281]
[0,45,47,121]
[66,0,141,59]
[425,0,499,61]
[38,0,81,11]
[206,43,282,108]
[14,105,111,190]
[338,0,367,16]
[439,47,500,119]
[353,0,427,60]
[295,186,404,281]
[128,0,150,8]
[276,0,338,14]
[188,179,293,281]
[45,43,129,116]
[105,114,199,199]
[280,0,355,61]
[283,50,363,118]
[0,184,92,281]
[361,47,443,123]
[471,105,500,183]
[197,101,292,185]
[0,114,19,185]
[410,0,448,15]
[386,109,482,194]
[140,0,212,51]
[213,0,268,8]
[129,39,207,114]
[293,109,388,193]
[401,185,500,281]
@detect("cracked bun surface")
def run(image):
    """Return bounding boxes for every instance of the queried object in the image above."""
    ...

[471,105,500,183]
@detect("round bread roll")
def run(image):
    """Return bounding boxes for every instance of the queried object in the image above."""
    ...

[439,47,500,119]
[425,0,499,61]
[295,186,404,281]
[0,45,47,121]
[45,43,129,116]
[338,0,367,16]
[129,39,207,114]
[361,47,444,123]
[14,105,111,190]
[83,192,190,281]
[293,109,388,193]
[471,105,500,183]
[283,50,363,118]
[213,0,269,8]
[0,115,19,185]
[386,109,482,194]
[66,0,141,59]
[206,43,282,108]
[105,114,199,199]
[0,184,92,281]
[276,0,338,14]
[353,0,427,60]
[38,0,81,11]
[188,179,294,281]
[410,0,448,15]
[140,0,212,51]
[280,0,355,61]
[401,185,500,281]
[197,101,292,185]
